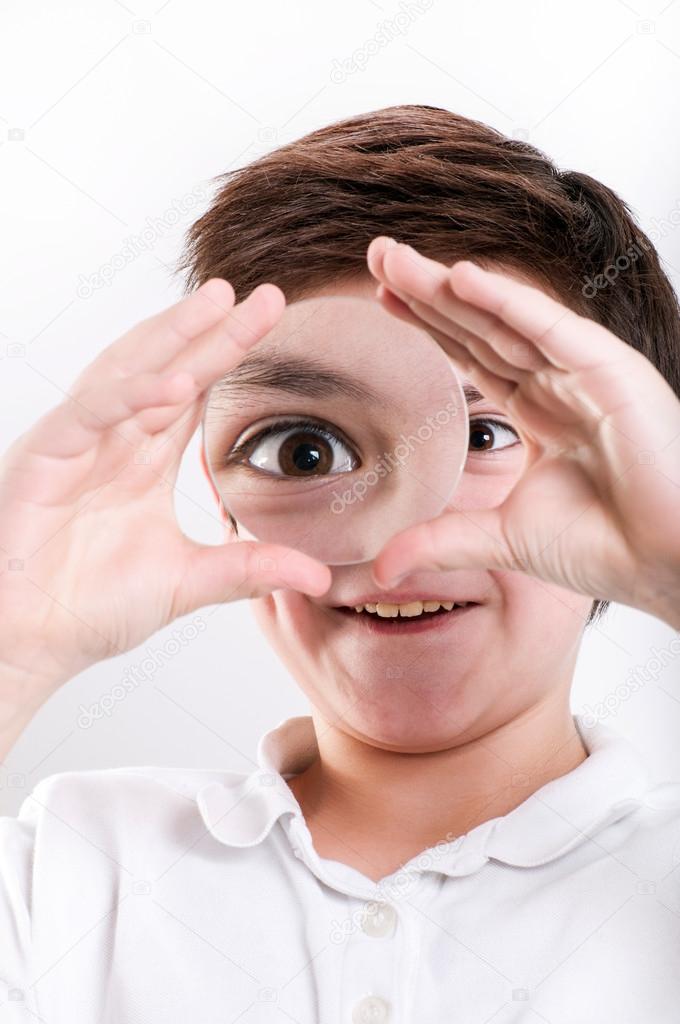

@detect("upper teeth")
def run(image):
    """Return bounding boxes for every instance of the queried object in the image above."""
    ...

[352,601,467,617]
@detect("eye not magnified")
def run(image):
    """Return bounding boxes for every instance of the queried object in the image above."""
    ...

[469,418,521,453]
[224,418,361,478]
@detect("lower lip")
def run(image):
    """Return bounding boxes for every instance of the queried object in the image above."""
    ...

[332,604,478,635]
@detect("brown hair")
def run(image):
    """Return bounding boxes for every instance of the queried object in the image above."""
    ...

[179,103,680,625]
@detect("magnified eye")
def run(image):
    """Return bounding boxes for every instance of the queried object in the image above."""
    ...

[230,419,360,478]
[469,418,520,453]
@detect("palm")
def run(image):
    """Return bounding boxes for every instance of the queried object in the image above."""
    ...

[0,280,329,685]
[488,450,630,601]
[485,352,678,605]
[366,238,680,621]
[0,405,197,678]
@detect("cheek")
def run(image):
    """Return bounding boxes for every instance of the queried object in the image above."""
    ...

[456,460,522,509]
[499,572,593,645]
[249,592,317,669]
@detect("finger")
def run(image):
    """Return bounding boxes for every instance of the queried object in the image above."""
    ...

[373,241,551,384]
[161,283,286,389]
[369,237,451,318]
[123,387,203,442]
[448,261,626,371]
[23,370,199,459]
[375,283,471,363]
[174,539,332,613]
[372,241,563,418]
[380,244,552,377]
[376,284,518,406]
[83,278,236,381]
[380,239,450,294]
[106,284,285,447]
[371,506,514,588]
[406,294,530,384]
[377,253,608,440]
[366,235,399,282]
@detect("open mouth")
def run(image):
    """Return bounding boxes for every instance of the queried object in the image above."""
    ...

[333,600,478,634]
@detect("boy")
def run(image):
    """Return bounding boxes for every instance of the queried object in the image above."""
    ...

[1,105,679,1022]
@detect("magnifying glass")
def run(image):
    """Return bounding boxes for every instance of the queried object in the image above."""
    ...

[201,295,468,565]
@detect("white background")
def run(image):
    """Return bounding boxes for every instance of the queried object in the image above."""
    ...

[1,0,679,814]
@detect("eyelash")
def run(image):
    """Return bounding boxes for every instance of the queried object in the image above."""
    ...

[223,418,358,467]
[223,414,520,471]
[468,417,521,452]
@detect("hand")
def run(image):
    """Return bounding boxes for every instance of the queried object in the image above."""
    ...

[0,280,330,691]
[366,237,680,629]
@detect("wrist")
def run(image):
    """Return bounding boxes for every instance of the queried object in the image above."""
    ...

[0,656,71,702]
[0,666,67,762]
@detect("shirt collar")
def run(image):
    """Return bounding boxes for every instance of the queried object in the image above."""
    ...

[483,714,651,869]
[196,717,315,849]
[196,713,651,873]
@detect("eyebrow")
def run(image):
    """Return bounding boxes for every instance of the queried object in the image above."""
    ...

[210,353,382,405]
[210,354,487,408]
[463,383,486,407]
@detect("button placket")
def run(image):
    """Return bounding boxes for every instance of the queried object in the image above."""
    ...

[342,896,399,1023]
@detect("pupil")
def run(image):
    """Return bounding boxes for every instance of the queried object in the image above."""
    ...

[470,426,493,450]
[293,442,321,472]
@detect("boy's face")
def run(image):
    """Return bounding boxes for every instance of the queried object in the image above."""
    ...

[240,276,593,752]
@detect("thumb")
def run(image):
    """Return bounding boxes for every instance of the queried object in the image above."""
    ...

[372,507,514,587]
[174,538,332,615]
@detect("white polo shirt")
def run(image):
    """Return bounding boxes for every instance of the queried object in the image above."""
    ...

[1,712,679,1023]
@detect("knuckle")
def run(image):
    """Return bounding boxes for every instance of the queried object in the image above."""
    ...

[485,324,508,351]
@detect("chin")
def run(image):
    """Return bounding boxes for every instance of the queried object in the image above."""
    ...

[324,697,482,752]
[251,591,503,752]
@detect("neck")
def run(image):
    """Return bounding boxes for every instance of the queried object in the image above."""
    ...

[286,695,589,883]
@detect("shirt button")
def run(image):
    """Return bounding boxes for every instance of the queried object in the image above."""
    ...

[351,995,390,1022]
[360,900,397,938]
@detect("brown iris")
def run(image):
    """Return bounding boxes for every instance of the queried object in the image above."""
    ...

[469,424,494,451]
[278,430,334,475]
